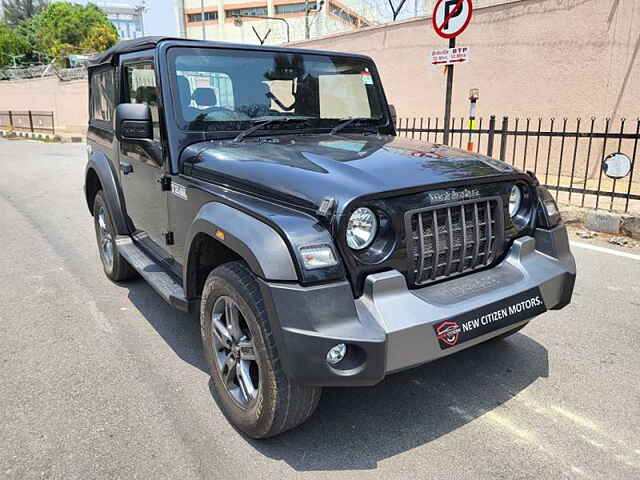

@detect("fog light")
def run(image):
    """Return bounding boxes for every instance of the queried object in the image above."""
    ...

[326,343,347,365]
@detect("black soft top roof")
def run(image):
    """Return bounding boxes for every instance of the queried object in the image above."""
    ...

[88,36,370,70]
[88,36,180,68]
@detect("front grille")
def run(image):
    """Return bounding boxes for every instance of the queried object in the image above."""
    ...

[406,197,505,287]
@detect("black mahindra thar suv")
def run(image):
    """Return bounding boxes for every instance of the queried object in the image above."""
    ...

[84,37,575,437]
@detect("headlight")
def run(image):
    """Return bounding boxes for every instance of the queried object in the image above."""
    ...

[346,207,378,250]
[509,185,523,217]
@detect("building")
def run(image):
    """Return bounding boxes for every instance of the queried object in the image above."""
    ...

[99,2,145,40]
[173,0,389,45]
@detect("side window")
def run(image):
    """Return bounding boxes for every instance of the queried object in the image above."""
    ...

[126,63,161,140]
[90,68,115,127]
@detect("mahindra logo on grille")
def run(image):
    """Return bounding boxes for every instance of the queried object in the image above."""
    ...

[428,188,481,203]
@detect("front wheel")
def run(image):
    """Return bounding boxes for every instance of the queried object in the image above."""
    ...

[200,261,321,438]
[92,191,135,282]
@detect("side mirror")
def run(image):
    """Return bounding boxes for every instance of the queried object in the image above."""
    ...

[115,103,153,140]
[602,152,632,179]
[388,104,397,127]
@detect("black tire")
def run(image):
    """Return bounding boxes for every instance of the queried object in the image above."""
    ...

[200,261,321,438]
[92,191,135,282]
[488,322,529,342]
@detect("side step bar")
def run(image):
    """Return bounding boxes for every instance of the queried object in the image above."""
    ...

[115,236,191,313]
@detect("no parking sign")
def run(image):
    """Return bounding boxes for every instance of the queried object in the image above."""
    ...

[432,0,473,39]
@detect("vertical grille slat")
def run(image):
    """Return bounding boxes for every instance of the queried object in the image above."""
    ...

[407,196,504,287]
[485,199,493,262]
[459,204,466,273]
[417,212,426,278]
[444,208,454,276]
[472,203,481,268]
[431,210,439,280]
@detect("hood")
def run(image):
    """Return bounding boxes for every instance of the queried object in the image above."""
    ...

[182,134,519,212]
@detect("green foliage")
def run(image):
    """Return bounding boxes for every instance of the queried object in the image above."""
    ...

[1,1,119,67]
[30,2,119,62]
[2,0,48,27]
[0,23,29,67]
[80,23,119,54]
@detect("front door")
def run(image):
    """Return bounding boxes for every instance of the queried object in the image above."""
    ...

[118,61,168,256]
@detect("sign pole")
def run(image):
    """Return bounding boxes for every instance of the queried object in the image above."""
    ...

[432,0,473,145]
[443,36,455,145]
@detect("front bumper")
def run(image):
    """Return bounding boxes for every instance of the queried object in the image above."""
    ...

[259,225,576,387]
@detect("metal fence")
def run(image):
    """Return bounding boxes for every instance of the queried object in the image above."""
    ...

[0,110,55,134]
[396,116,640,213]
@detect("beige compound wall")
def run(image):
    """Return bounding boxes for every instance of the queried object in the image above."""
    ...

[1,0,638,135]
[291,0,640,121]
[0,77,88,135]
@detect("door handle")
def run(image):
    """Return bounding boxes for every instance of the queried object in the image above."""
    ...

[119,161,133,175]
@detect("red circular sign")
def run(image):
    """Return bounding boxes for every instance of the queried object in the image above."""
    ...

[432,0,473,39]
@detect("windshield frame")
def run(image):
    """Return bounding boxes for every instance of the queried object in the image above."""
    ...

[165,45,392,137]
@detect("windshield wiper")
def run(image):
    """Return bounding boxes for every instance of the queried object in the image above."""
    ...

[330,117,377,136]
[232,118,308,143]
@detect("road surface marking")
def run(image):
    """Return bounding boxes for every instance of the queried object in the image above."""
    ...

[550,406,600,431]
[571,241,640,261]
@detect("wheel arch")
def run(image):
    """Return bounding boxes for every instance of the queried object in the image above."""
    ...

[84,168,102,214]
[183,202,299,299]
[185,232,241,301]
[84,152,129,235]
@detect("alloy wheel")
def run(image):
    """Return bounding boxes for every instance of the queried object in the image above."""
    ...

[96,205,114,271]
[211,296,259,407]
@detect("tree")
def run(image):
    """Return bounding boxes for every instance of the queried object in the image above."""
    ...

[29,2,119,62]
[80,23,119,53]
[0,2,118,68]
[0,23,29,67]
[2,0,48,27]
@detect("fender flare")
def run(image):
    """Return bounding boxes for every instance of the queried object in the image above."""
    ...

[184,202,298,295]
[84,152,130,235]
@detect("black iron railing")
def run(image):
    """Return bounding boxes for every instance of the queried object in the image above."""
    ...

[396,116,640,213]
[0,110,55,134]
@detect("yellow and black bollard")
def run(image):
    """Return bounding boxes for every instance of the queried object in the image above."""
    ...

[467,88,479,151]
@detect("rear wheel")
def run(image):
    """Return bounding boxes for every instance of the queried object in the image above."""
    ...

[93,191,135,282]
[201,261,321,438]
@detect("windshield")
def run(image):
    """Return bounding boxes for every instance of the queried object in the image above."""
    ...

[168,47,387,133]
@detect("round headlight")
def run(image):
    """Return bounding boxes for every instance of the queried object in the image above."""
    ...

[346,207,378,250]
[509,185,523,217]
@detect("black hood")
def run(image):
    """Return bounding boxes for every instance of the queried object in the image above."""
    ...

[182,134,520,213]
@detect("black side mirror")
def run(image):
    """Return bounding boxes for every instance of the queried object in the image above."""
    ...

[388,104,397,127]
[115,103,153,140]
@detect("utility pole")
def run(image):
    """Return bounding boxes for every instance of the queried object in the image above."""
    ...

[138,1,147,37]
[200,0,206,40]
[304,0,310,39]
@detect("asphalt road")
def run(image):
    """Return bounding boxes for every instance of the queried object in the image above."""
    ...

[1,138,639,480]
